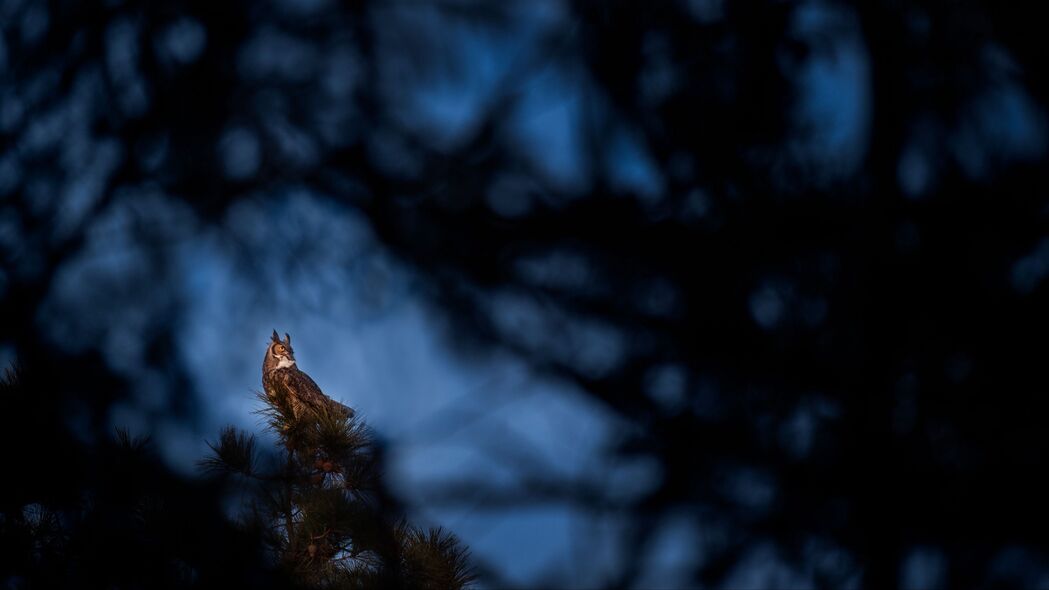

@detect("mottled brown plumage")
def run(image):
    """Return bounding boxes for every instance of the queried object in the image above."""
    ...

[262,330,354,421]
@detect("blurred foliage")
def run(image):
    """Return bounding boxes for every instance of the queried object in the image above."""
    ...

[3,0,1049,587]
[0,365,285,588]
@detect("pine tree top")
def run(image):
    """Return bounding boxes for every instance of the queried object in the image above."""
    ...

[202,386,475,589]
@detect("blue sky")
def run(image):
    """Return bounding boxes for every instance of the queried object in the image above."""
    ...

[162,196,637,587]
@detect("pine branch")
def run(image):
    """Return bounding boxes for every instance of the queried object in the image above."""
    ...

[399,524,477,590]
[115,427,152,453]
[199,426,257,477]
[211,381,475,588]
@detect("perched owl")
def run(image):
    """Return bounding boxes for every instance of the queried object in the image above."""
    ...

[262,330,354,421]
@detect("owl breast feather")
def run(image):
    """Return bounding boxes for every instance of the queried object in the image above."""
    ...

[264,367,352,419]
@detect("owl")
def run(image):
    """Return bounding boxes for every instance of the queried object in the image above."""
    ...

[262,330,354,422]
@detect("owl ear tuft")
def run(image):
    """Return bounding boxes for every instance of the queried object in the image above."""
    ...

[271,329,281,343]
[284,333,292,346]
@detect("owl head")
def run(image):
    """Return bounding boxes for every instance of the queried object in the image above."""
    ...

[264,330,296,371]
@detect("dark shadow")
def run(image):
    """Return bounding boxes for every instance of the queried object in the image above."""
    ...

[3,0,1049,587]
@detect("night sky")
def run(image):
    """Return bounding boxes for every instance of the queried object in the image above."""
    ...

[4,0,1049,588]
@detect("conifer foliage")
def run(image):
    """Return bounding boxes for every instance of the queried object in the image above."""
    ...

[202,379,474,589]
[0,364,283,589]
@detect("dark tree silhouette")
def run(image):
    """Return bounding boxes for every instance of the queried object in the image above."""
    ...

[0,364,285,588]
[201,384,474,588]
[3,0,1049,587]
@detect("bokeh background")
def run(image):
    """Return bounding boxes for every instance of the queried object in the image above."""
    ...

[4,0,1049,587]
